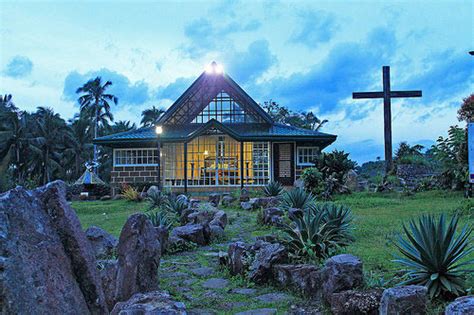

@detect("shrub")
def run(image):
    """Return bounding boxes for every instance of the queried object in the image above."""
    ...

[281,188,316,211]
[147,190,168,210]
[301,168,325,195]
[281,202,354,261]
[145,211,173,229]
[394,214,474,298]
[262,181,284,197]
[165,195,188,216]
[453,199,474,217]
[314,150,356,183]
[122,184,141,202]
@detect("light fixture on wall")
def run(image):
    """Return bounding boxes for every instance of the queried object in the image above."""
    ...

[204,150,209,156]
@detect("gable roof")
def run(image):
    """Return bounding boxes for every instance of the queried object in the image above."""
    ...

[157,69,274,125]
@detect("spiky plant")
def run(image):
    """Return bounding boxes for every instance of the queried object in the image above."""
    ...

[281,188,316,211]
[146,190,168,210]
[282,202,354,261]
[262,181,284,197]
[145,211,173,229]
[165,196,188,216]
[394,214,474,298]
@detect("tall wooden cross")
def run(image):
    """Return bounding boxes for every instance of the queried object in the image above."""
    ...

[353,66,422,173]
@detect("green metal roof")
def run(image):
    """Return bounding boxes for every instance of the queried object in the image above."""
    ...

[94,119,337,146]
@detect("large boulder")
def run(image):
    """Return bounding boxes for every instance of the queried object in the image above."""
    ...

[208,193,221,207]
[85,225,118,259]
[254,197,280,208]
[241,201,253,211]
[379,285,428,315]
[328,289,383,315]
[187,210,216,226]
[210,210,227,229]
[146,185,160,196]
[227,242,251,276]
[171,224,207,245]
[98,259,118,310]
[248,242,287,284]
[155,226,169,255]
[262,207,284,225]
[0,181,108,314]
[115,213,161,304]
[445,295,474,315]
[180,208,198,225]
[111,290,186,315]
[272,264,322,297]
[222,195,236,206]
[208,224,225,240]
[322,254,364,300]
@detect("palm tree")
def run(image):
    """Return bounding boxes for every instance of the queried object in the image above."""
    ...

[0,94,17,112]
[76,77,117,173]
[141,106,165,127]
[302,111,328,131]
[112,120,136,133]
[64,114,93,180]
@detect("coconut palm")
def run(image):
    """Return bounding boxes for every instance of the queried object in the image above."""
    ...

[64,114,93,179]
[76,77,117,172]
[302,111,328,131]
[141,106,165,127]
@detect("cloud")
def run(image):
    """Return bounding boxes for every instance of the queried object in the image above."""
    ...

[63,68,150,105]
[155,77,195,101]
[289,10,339,48]
[4,55,33,78]
[225,40,277,83]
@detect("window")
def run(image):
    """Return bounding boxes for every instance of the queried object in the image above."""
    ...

[114,148,158,166]
[297,147,319,166]
[192,91,261,124]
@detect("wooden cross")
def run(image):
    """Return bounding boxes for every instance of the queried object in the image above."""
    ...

[353,66,422,173]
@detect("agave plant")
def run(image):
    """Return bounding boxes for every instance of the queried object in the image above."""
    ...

[282,202,354,261]
[145,210,173,229]
[165,195,188,216]
[394,214,474,298]
[262,181,284,197]
[146,190,168,210]
[281,188,316,211]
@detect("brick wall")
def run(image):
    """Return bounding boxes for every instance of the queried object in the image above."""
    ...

[111,166,161,186]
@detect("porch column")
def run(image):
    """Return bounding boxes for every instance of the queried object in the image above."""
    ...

[184,142,188,193]
[240,141,244,189]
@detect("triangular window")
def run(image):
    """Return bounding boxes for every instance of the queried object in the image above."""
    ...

[192,91,260,124]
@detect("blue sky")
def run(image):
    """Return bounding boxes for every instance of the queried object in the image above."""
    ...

[1,0,473,163]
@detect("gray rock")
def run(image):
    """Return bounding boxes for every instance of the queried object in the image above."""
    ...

[171,223,207,245]
[188,309,217,315]
[162,271,189,279]
[187,210,216,226]
[100,195,111,201]
[241,201,253,211]
[209,193,221,207]
[180,208,199,225]
[329,289,382,315]
[272,264,322,297]
[98,259,118,310]
[146,185,160,196]
[189,198,201,208]
[85,225,118,259]
[379,285,428,315]
[191,267,215,277]
[201,278,229,289]
[115,213,161,304]
[155,225,169,255]
[255,197,280,208]
[344,170,359,192]
[255,292,291,303]
[167,236,188,253]
[221,195,236,206]
[210,210,227,229]
[231,288,257,295]
[235,309,277,315]
[240,189,250,202]
[249,242,287,284]
[111,290,186,315]
[183,279,197,286]
[209,224,225,240]
[322,254,364,300]
[262,207,284,225]
[228,241,251,276]
[0,181,108,314]
[445,295,474,315]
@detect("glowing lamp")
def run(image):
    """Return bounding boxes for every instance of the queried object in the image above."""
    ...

[155,125,163,135]
[205,61,224,74]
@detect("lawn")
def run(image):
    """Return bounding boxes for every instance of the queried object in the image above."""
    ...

[72,190,472,313]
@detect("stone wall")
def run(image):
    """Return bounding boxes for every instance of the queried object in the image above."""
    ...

[396,164,436,188]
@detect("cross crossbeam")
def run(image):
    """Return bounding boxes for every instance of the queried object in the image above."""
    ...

[352,66,422,173]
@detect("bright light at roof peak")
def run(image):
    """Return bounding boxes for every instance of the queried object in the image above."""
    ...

[205,62,224,74]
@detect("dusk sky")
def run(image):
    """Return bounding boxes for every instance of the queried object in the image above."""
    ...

[1,0,473,163]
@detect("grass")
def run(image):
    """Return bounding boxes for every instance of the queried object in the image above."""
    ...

[72,190,473,313]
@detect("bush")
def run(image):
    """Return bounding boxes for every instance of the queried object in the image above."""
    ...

[281,202,354,261]
[122,184,141,202]
[145,211,173,229]
[165,195,188,216]
[281,188,316,211]
[301,168,325,195]
[147,190,168,210]
[262,181,284,197]
[314,150,356,183]
[394,214,474,298]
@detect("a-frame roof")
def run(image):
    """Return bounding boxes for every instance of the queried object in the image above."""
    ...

[158,66,274,125]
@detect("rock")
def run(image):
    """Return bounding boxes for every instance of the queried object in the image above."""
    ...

[191,267,215,277]
[329,289,383,315]
[379,285,428,315]
[228,241,251,276]
[255,197,280,208]
[155,226,169,255]
[85,225,118,259]
[171,224,207,245]
[0,181,108,314]
[100,194,111,201]
[187,210,216,226]
[221,195,236,206]
[180,208,199,225]
[111,290,186,315]
[232,288,258,295]
[249,242,287,284]
[288,208,303,220]
[241,201,253,211]
[322,254,364,300]
[272,264,322,297]
[445,296,474,314]
[262,207,284,225]
[115,213,161,304]
[201,278,229,289]
[189,198,200,208]
[209,193,221,207]
[98,259,118,310]
[167,236,188,253]
[209,224,225,240]
[240,188,250,202]
[344,170,359,192]
[255,292,291,303]
[210,210,227,229]
[147,185,160,196]
[235,309,277,315]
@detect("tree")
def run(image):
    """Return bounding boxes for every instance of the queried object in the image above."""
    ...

[457,94,474,123]
[263,100,328,131]
[64,114,93,180]
[301,111,328,131]
[76,77,117,173]
[141,106,165,127]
